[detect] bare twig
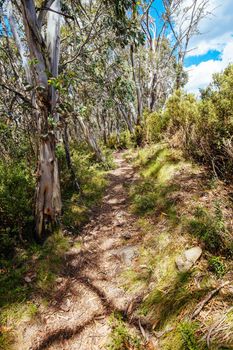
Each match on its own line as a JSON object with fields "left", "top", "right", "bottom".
{"left": 190, "top": 281, "right": 230, "bottom": 320}
{"left": 206, "top": 307, "right": 233, "bottom": 348}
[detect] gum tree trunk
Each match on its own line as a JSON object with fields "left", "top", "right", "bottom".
{"left": 76, "top": 115, "right": 106, "bottom": 163}
{"left": 35, "top": 133, "right": 62, "bottom": 238}
{"left": 20, "top": 0, "right": 62, "bottom": 240}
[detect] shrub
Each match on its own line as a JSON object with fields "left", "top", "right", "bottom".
{"left": 146, "top": 64, "right": 233, "bottom": 180}
{"left": 0, "top": 160, "right": 34, "bottom": 259}
{"left": 187, "top": 205, "right": 227, "bottom": 253}
{"left": 145, "top": 110, "right": 170, "bottom": 143}
{"left": 107, "top": 130, "right": 134, "bottom": 149}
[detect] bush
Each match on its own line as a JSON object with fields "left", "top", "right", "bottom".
{"left": 0, "top": 160, "right": 34, "bottom": 259}
{"left": 145, "top": 110, "right": 169, "bottom": 143}
{"left": 145, "top": 64, "right": 233, "bottom": 180}
{"left": 107, "top": 130, "right": 135, "bottom": 149}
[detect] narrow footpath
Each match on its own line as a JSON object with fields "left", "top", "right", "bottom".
{"left": 24, "top": 152, "right": 148, "bottom": 350}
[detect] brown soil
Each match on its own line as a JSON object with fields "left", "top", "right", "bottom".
{"left": 19, "top": 152, "right": 148, "bottom": 350}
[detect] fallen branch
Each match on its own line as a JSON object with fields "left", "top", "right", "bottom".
{"left": 190, "top": 281, "right": 230, "bottom": 320}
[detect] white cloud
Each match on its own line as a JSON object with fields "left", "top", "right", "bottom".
{"left": 186, "top": 0, "right": 233, "bottom": 56}
{"left": 183, "top": 0, "right": 233, "bottom": 93}
{"left": 185, "top": 39, "right": 233, "bottom": 94}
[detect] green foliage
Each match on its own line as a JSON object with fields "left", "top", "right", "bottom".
{"left": 145, "top": 110, "right": 170, "bottom": 143}
{"left": 148, "top": 65, "right": 233, "bottom": 180}
{"left": 0, "top": 160, "right": 34, "bottom": 258}
{"left": 107, "top": 314, "right": 142, "bottom": 350}
{"left": 107, "top": 130, "right": 135, "bottom": 149}
{"left": 208, "top": 256, "right": 226, "bottom": 278}
{"left": 60, "top": 143, "right": 109, "bottom": 229}
{"left": 107, "top": 0, "right": 145, "bottom": 47}
{"left": 187, "top": 205, "right": 225, "bottom": 253}
{"left": 132, "top": 125, "right": 144, "bottom": 146}
{"left": 178, "top": 322, "right": 200, "bottom": 350}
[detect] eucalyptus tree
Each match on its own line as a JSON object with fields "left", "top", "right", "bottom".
{"left": 0, "top": 0, "right": 142, "bottom": 240}
{"left": 162, "top": 0, "right": 210, "bottom": 90}
{"left": 127, "top": 0, "right": 210, "bottom": 112}
{"left": 57, "top": 0, "right": 138, "bottom": 142}
{"left": 0, "top": 0, "right": 65, "bottom": 240}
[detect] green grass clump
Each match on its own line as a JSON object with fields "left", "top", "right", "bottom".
{"left": 140, "top": 271, "right": 210, "bottom": 330}
{"left": 131, "top": 180, "right": 179, "bottom": 219}
{"left": 0, "top": 302, "right": 38, "bottom": 350}
{"left": 130, "top": 144, "right": 186, "bottom": 224}
{"left": 141, "top": 271, "right": 191, "bottom": 316}
{"left": 161, "top": 321, "right": 208, "bottom": 350}
{"left": 0, "top": 231, "right": 70, "bottom": 349}
{"left": 107, "top": 314, "right": 142, "bottom": 350}
{"left": 178, "top": 321, "right": 200, "bottom": 350}
{"left": 187, "top": 204, "right": 226, "bottom": 253}
{"left": 208, "top": 256, "right": 226, "bottom": 278}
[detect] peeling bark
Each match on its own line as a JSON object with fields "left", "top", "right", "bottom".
{"left": 35, "top": 134, "right": 61, "bottom": 240}
{"left": 19, "top": 0, "right": 62, "bottom": 240}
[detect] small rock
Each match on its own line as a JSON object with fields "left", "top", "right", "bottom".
{"left": 113, "top": 220, "right": 123, "bottom": 227}
{"left": 114, "top": 211, "right": 127, "bottom": 226}
{"left": 184, "top": 247, "right": 202, "bottom": 263}
{"left": 60, "top": 299, "right": 71, "bottom": 312}
{"left": 56, "top": 277, "right": 63, "bottom": 283}
{"left": 60, "top": 304, "right": 70, "bottom": 312}
{"left": 24, "top": 276, "right": 32, "bottom": 283}
{"left": 112, "top": 246, "right": 137, "bottom": 265}
{"left": 176, "top": 257, "right": 193, "bottom": 272}
{"left": 122, "top": 232, "right": 131, "bottom": 240}
{"left": 176, "top": 247, "right": 202, "bottom": 272}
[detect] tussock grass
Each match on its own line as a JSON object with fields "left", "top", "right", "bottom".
{"left": 125, "top": 143, "right": 233, "bottom": 349}
{"left": 107, "top": 313, "right": 142, "bottom": 350}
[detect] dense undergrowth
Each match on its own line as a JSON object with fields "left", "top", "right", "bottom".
{"left": 145, "top": 65, "right": 233, "bottom": 181}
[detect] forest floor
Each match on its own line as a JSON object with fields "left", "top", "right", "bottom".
{"left": 8, "top": 147, "right": 233, "bottom": 350}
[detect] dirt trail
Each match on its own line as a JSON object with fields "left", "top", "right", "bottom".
{"left": 24, "top": 151, "right": 143, "bottom": 350}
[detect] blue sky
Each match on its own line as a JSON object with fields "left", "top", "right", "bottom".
{"left": 181, "top": 0, "right": 233, "bottom": 93}
{"left": 184, "top": 50, "right": 221, "bottom": 67}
